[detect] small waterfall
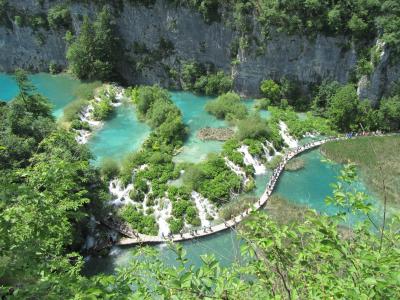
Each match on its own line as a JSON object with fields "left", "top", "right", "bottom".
{"left": 237, "top": 145, "right": 266, "bottom": 175}
{"left": 279, "top": 121, "right": 298, "bottom": 148}
{"left": 262, "top": 140, "right": 281, "bottom": 161}
{"left": 191, "top": 191, "right": 218, "bottom": 227}
{"left": 108, "top": 179, "right": 134, "bottom": 206}
{"left": 74, "top": 85, "right": 125, "bottom": 144}
{"left": 154, "top": 198, "right": 172, "bottom": 236}
{"left": 224, "top": 157, "right": 250, "bottom": 185}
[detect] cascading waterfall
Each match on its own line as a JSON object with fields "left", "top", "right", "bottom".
{"left": 237, "top": 144, "right": 266, "bottom": 175}
{"left": 154, "top": 198, "right": 172, "bottom": 236}
{"left": 279, "top": 121, "right": 298, "bottom": 148}
{"left": 262, "top": 140, "right": 281, "bottom": 161}
{"left": 224, "top": 157, "right": 251, "bottom": 185}
{"left": 108, "top": 179, "right": 134, "bottom": 206}
{"left": 75, "top": 85, "right": 125, "bottom": 144}
{"left": 191, "top": 191, "right": 218, "bottom": 227}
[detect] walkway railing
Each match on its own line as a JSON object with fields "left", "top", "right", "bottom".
{"left": 106, "top": 136, "right": 350, "bottom": 246}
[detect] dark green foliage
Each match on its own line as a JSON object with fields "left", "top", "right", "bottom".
{"left": 99, "top": 158, "right": 120, "bottom": 180}
{"left": 311, "top": 81, "right": 341, "bottom": 117}
{"left": 194, "top": 71, "right": 233, "bottom": 96}
{"left": 377, "top": 96, "right": 400, "bottom": 131}
{"left": 222, "top": 138, "right": 244, "bottom": 166}
{"left": 236, "top": 114, "right": 270, "bottom": 141}
{"left": 310, "top": 81, "right": 400, "bottom": 132}
{"left": 260, "top": 79, "right": 280, "bottom": 103}
{"left": 66, "top": 7, "right": 122, "bottom": 81}
{"left": 0, "top": 70, "right": 54, "bottom": 169}
{"left": 327, "top": 85, "right": 370, "bottom": 131}
{"left": 169, "top": 217, "right": 184, "bottom": 233}
{"left": 47, "top": 4, "right": 72, "bottom": 30}
{"left": 0, "top": 72, "right": 109, "bottom": 287}
{"left": 183, "top": 154, "right": 242, "bottom": 205}
{"left": 180, "top": 61, "right": 232, "bottom": 95}
{"left": 120, "top": 205, "right": 158, "bottom": 235}
{"left": 131, "top": 85, "right": 186, "bottom": 145}
{"left": 92, "top": 97, "right": 113, "bottom": 121}
{"left": 205, "top": 92, "right": 248, "bottom": 120}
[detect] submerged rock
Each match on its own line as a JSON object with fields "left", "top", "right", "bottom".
{"left": 197, "top": 127, "right": 234, "bottom": 141}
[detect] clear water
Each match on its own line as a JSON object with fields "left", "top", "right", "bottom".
{"left": 88, "top": 104, "right": 150, "bottom": 165}
{"left": 171, "top": 92, "right": 227, "bottom": 163}
{"left": 0, "top": 73, "right": 382, "bottom": 276}
{"left": 170, "top": 92, "right": 268, "bottom": 163}
{"left": 0, "top": 73, "right": 81, "bottom": 118}
{"left": 84, "top": 148, "right": 380, "bottom": 275}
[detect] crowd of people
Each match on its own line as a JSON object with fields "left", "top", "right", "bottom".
{"left": 115, "top": 132, "right": 392, "bottom": 244}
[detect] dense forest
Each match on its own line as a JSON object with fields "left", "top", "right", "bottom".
{"left": 1, "top": 0, "right": 400, "bottom": 299}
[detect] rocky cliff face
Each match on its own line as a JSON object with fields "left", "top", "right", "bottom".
{"left": 0, "top": 0, "right": 398, "bottom": 100}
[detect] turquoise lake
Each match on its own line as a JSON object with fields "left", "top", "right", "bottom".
{"left": 83, "top": 147, "right": 381, "bottom": 275}
{"left": 0, "top": 73, "right": 81, "bottom": 118}
{"left": 1, "top": 72, "right": 383, "bottom": 276}
{"left": 88, "top": 104, "right": 151, "bottom": 165}
{"left": 171, "top": 91, "right": 227, "bottom": 163}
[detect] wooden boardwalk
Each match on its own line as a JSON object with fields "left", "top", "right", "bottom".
{"left": 109, "top": 137, "right": 345, "bottom": 246}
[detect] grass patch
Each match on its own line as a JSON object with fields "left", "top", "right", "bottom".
{"left": 264, "top": 195, "right": 310, "bottom": 224}
{"left": 321, "top": 136, "right": 400, "bottom": 207}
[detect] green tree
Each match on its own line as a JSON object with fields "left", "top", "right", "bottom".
{"left": 327, "top": 84, "right": 360, "bottom": 131}
{"left": 205, "top": 92, "right": 248, "bottom": 120}
{"left": 66, "top": 7, "right": 121, "bottom": 80}
{"left": 260, "top": 79, "right": 280, "bottom": 104}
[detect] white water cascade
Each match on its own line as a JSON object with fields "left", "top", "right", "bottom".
{"left": 75, "top": 85, "right": 125, "bottom": 144}
{"left": 108, "top": 179, "right": 134, "bottom": 206}
{"left": 191, "top": 191, "right": 218, "bottom": 227}
{"left": 262, "top": 140, "right": 281, "bottom": 161}
{"left": 237, "top": 144, "right": 266, "bottom": 175}
{"left": 154, "top": 198, "right": 172, "bottom": 237}
{"left": 279, "top": 121, "right": 298, "bottom": 148}
{"left": 224, "top": 157, "right": 251, "bottom": 185}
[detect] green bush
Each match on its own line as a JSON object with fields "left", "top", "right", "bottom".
{"left": 99, "top": 158, "right": 120, "bottom": 180}
{"left": 255, "top": 98, "right": 271, "bottom": 110}
{"left": 169, "top": 217, "right": 184, "bottom": 234}
{"left": 236, "top": 114, "right": 270, "bottom": 141}
{"left": 92, "top": 97, "right": 113, "bottom": 121}
{"left": 205, "top": 92, "right": 247, "bottom": 120}
{"left": 47, "top": 4, "right": 71, "bottom": 30}
{"left": 183, "top": 154, "right": 242, "bottom": 205}
{"left": 260, "top": 79, "right": 280, "bottom": 104}
{"left": 120, "top": 205, "right": 158, "bottom": 235}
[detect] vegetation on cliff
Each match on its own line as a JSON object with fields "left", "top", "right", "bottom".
{"left": 66, "top": 7, "right": 121, "bottom": 81}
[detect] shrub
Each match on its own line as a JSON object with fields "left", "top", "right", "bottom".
{"left": 100, "top": 158, "right": 120, "bottom": 180}
{"left": 62, "top": 98, "right": 89, "bottom": 122}
{"left": 236, "top": 114, "right": 270, "bottom": 140}
{"left": 47, "top": 4, "right": 71, "bottom": 30}
{"left": 255, "top": 98, "right": 271, "bottom": 110}
{"left": 169, "top": 218, "right": 184, "bottom": 234}
{"left": 205, "top": 92, "right": 247, "bottom": 120}
{"left": 260, "top": 79, "right": 280, "bottom": 104}
{"left": 92, "top": 97, "right": 113, "bottom": 121}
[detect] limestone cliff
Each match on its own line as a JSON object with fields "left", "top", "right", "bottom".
{"left": 0, "top": 0, "right": 398, "bottom": 100}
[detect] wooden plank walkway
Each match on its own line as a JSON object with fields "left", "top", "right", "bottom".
{"left": 108, "top": 136, "right": 346, "bottom": 246}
